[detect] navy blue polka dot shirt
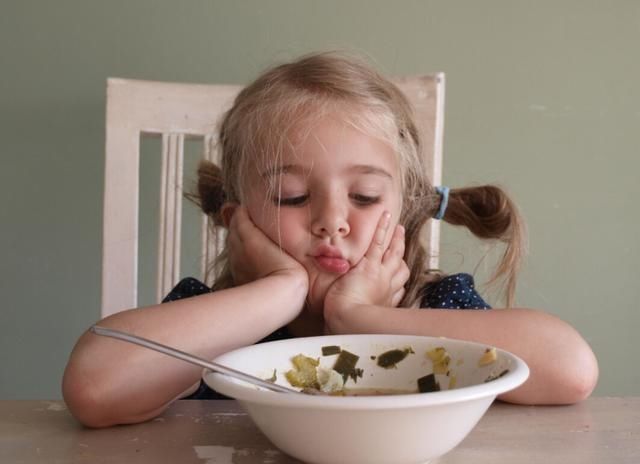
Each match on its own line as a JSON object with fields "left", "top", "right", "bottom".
{"left": 162, "top": 273, "right": 490, "bottom": 399}
{"left": 420, "top": 273, "right": 491, "bottom": 310}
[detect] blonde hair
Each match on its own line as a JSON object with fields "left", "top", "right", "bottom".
{"left": 191, "top": 51, "right": 527, "bottom": 307}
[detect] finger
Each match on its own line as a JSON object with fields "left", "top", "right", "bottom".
{"left": 382, "top": 225, "right": 405, "bottom": 265}
{"left": 391, "top": 287, "right": 405, "bottom": 307}
{"left": 366, "top": 211, "right": 391, "bottom": 261}
{"left": 389, "top": 261, "right": 410, "bottom": 293}
{"left": 232, "top": 206, "right": 258, "bottom": 241}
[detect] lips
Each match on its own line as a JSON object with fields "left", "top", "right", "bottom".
{"left": 312, "top": 245, "right": 350, "bottom": 274}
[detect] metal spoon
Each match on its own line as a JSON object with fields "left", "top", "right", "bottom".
{"left": 89, "top": 325, "right": 301, "bottom": 394}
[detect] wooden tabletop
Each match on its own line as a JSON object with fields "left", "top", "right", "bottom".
{"left": 1, "top": 398, "right": 639, "bottom": 463}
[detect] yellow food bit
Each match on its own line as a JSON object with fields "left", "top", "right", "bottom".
{"left": 426, "top": 347, "right": 450, "bottom": 375}
{"left": 426, "top": 347, "right": 447, "bottom": 362}
{"left": 478, "top": 347, "right": 497, "bottom": 366}
{"left": 291, "top": 353, "right": 319, "bottom": 370}
{"left": 285, "top": 354, "right": 320, "bottom": 389}
{"left": 448, "top": 375, "right": 457, "bottom": 390}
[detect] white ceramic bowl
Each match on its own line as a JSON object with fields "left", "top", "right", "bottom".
{"left": 204, "top": 334, "right": 529, "bottom": 464}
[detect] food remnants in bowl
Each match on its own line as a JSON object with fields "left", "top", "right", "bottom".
{"left": 282, "top": 343, "right": 510, "bottom": 395}
{"left": 333, "top": 350, "right": 364, "bottom": 383}
{"left": 376, "top": 347, "right": 415, "bottom": 369}
{"left": 284, "top": 349, "right": 364, "bottom": 393}
{"left": 427, "top": 347, "right": 451, "bottom": 375}
{"left": 282, "top": 344, "right": 507, "bottom": 396}
{"left": 478, "top": 347, "right": 497, "bottom": 366}
{"left": 417, "top": 373, "right": 441, "bottom": 392}
{"left": 284, "top": 354, "right": 321, "bottom": 389}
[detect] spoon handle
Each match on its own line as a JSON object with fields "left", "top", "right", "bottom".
{"left": 90, "top": 325, "right": 298, "bottom": 394}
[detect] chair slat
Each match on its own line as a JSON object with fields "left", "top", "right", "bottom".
{"left": 201, "top": 134, "right": 215, "bottom": 283}
{"left": 157, "top": 133, "right": 184, "bottom": 302}
{"left": 172, "top": 133, "right": 184, "bottom": 287}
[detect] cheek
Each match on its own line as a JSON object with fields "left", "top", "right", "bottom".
{"left": 350, "top": 211, "right": 385, "bottom": 255}
{"left": 352, "top": 204, "right": 401, "bottom": 256}
{"left": 247, "top": 204, "right": 305, "bottom": 254}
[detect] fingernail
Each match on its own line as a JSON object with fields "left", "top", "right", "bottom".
{"left": 399, "top": 225, "right": 405, "bottom": 235}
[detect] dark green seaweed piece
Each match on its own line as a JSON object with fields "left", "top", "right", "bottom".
{"left": 376, "top": 347, "right": 414, "bottom": 369}
{"left": 484, "top": 369, "right": 510, "bottom": 383}
{"left": 333, "top": 350, "right": 360, "bottom": 383}
{"left": 349, "top": 368, "right": 364, "bottom": 383}
{"left": 322, "top": 345, "right": 342, "bottom": 356}
{"left": 417, "top": 373, "right": 441, "bottom": 393}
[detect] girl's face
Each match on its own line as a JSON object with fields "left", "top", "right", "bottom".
{"left": 244, "top": 115, "right": 404, "bottom": 315}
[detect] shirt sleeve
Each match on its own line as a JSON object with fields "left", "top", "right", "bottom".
{"left": 162, "top": 277, "right": 212, "bottom": 303}
{"left": 420, "top": 273, "right": 491, "bottom": 309}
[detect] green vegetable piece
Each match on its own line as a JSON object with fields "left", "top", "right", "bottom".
{"left": 417, "top": 373, "right": 441, "bottom": 393}
{"left": 322, "top": 345, "right": 341, "bottom": 356}
{"left": 349, "top": 368, "right": 364, "bottom": 383}
{"left": 333, "top": 350, "right": 360, "bottom": 383}
{"left": 376, "top": 347, "right": 414, "bottom": 369}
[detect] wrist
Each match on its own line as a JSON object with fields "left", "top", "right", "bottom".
{"left": 323, "top": 297, "right": 364, "bottom": 335}
{"left": 266, "top": 269, "right": 309, "bottom": 304}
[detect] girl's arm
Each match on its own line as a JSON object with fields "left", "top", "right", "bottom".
{"left": 323, "top": 303, "right": 598, "bottom": 405}
{"left": 63, "top": 207, "right": 308, "bottom": 428}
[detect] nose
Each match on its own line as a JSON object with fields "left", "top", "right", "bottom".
{"left": 310, "top": 196, "right": 350, "bottom": 238}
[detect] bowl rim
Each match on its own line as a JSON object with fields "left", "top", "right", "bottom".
{"left": 203, "top": 334, "right": 529, "bottom": 410}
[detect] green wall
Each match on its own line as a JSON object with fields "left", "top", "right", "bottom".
{"left": 2, "top": 1, "right": 638, "bottom": 399}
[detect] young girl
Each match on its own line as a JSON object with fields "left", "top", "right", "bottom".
{"left": 63, "top": 51, "right": 598, "bottom": 428}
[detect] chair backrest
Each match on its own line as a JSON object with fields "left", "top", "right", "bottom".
{"left": 102, "top": 74, "right": 445, "bottom": 317}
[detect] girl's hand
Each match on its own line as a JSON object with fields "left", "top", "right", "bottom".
{"left": 226, "top": 205, "right": 309, "bottom": 287}
{"left": 323, "top": 212, "right": 410, "bottom": 331}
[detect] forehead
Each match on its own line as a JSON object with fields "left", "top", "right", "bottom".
{"left": 308, "top": 118, "right": 396, "bottom": 171}
{"left": 265, "top": 113, "right": 401, "bottom": 177}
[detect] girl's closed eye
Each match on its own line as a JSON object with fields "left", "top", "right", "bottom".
{"left": 350, "top": 193, "right": 381, "bottom": 206}
{"left": 275, "top": 194, "right": 308, "bottom": 206}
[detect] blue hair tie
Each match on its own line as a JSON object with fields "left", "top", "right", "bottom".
{"left": 434, "top": 186, "right": 450, "bottom": 220}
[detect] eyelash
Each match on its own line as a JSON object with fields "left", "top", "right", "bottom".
{"left": 277, "top": 195, "right": 308, "bottom": 206}
{"left": 275, "top": 194, "right": 381, "bottom": 207}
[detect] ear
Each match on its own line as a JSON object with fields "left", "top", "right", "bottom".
{"left": 220, "top": 202, "right": 239, "bottom": 227}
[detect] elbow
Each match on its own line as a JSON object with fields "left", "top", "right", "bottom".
{"left": 561, "top": 344, "right": 599, "bottom": 404}
{"left": 542, "top": 336, "right": 599, "bottom": 405}
{"left": 62, "top": 357, "right": 175, "bottom": 428}
{"left": 62, "top": 364, "right": 115, "bottom": 428}
{"left": 500, "top": 330, "right": 599, "bottom": 406}
{"left": 539, "top": 313, "right": 599, "bottom": 405}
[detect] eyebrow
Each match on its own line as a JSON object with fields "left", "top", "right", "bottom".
{"left": 261, "top": 164, "right": 393, "bottom": 179}
{"left": 349, "top": 164, "right": 394, "bottom": 179}
{"left": 261, "top": 164, "right": 304, "bottom": 178}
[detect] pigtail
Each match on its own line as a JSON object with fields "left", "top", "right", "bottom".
{"left": 438, "top": 185, "right": 528, "bottom": 307}
{"left": 184, "top": 159, "right": 235, "bottom": 291}
{"left": 185, "top": 160, "right": 227, "bottom": 226}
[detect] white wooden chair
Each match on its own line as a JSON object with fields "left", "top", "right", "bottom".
{"left": 101, "top": 74, "right": 445, "bottom": 317}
